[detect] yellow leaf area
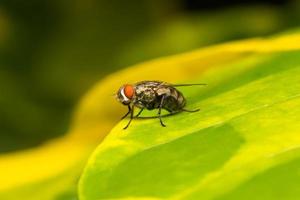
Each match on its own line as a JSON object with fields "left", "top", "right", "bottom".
{"left": 1, "top": 32, "right": 300, "bottom": 199}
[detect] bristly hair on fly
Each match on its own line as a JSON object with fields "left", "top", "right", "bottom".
{"left": 115, "top": 80, "right": 207, "bottom": 129}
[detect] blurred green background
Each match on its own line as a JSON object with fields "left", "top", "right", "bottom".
{"left": 0, "top": 0, "right": 300, "bottom": 152}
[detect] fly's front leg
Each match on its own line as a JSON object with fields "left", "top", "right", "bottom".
{"left": 123, "top": 105, "right": 134, "bottom": 129}
{"left": 135, "top": 108, "right": 144, "bottom": 118}
{"left": 158, "top": 95, "right": 166, "bottom": 127}
{"left": 121, "top": 105, "right": 131, "bottom": 119}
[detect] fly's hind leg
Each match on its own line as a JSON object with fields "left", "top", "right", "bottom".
{"left": 158, "top": 95, "right": 166, "bottom": 127}
{"left": 181, "top": 108, "right": 200, "bottom": 113}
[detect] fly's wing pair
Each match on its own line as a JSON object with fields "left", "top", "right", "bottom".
{"left": 169, "top": 83, "right": 207, "bottom": 87}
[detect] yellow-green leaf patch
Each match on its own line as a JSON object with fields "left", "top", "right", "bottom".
{"left": 79, "top": 49, "right": 300, "bottom": 199}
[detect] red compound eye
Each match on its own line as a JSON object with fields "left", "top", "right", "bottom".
{"left": 124, "top": 84, "right": 134, "bottom": 99}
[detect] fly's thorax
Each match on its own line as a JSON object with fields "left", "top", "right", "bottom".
{"left": 135, "top": 87, "right": 155, "bottom": 99}
{"left": 133, "top": 84, "right": 158, "bottom": 109}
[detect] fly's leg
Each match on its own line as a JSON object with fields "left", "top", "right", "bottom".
{"left": 121, "top": 105, "right": 131, "bottom": 119}
{"left": 135, "top": 108, "right": 144, "bottom": 118}
{"left": 123, "top": 105, "right": 134, "bottom": 129}
{"left": 158, "top": 95, "right": 166, "bottom": 127}
{"left": 181, "top": 108, "right": 200, "bottom": 112}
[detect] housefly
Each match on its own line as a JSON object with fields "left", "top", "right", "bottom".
{"left": 116, "top": 80, "right": 206, "bottom": 129}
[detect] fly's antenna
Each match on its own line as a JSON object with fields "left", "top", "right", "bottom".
{"left": 171, "top": 83, "right": 207, "bottom": 87}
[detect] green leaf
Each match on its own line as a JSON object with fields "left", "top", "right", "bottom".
{"left": 79, "top": 34, "right": 300, "bottom": 199}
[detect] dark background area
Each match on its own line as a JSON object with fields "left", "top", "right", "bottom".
{"left": 184, "top": 0, "right": 288, "bottom": 10}
{"left": 0, "top": 0, "right": 299, "bottom": 152}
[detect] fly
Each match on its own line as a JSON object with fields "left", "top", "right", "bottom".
{"left": 116, "top": 80, "right": 206, "bottom": 129}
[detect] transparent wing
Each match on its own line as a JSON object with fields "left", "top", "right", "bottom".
{"left": 170, "top": 83, "right": 207, "bottom": 87}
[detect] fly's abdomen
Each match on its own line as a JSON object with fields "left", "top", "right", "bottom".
{"left": 160, "top": 87, "right": 186, "bottom": 112}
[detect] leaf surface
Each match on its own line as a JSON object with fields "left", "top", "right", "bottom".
{"left": 1, "top": 31, "right": 300, "bottom": 200}
{"left": 79, "top": 34, "right": 300, "bottom": 200}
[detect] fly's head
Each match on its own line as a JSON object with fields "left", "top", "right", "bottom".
{"left": 116, "top": 84, "right": 135, "bottom": 105}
